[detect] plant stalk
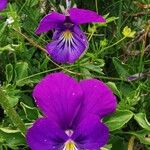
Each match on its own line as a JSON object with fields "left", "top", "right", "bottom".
{"left": 0, "top": 88, "right": 26, "bottom": 135}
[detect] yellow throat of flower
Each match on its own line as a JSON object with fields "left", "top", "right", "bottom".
{"left": 63, "top": 30, "right": 73, "bottom": 40}
{"left": 64, "top": 140, "right": 77, "bottom": 150}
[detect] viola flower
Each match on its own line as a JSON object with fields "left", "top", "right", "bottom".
{"left": 36, "top": 8, "right": 105, "bottom": 63}
{"left": 27, "top": 72, "right": 116, "bottom": 150}
{"left": 0, "top": 0, "right": 7, "bottom": 12}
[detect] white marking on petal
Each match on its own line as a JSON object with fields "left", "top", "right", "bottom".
{"left": 63, "top": 140, "right": 78, "bottom": 150}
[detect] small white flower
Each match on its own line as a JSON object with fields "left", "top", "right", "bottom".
{"left": 6, "top": 16, "right": 14, "bottom": 25}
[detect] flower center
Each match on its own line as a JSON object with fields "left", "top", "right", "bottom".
{"left": 63, "top": 30, "right": 73, "bottom": 40}
{"left": 63, "top": 140, "right": 78, "bottom": 150}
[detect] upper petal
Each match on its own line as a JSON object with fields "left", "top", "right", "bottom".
{"left": 78, "top": 79, "right": 117, "bottom": 119}
{"left": 26, "top": 118, "right": 68, "bottom": 150}
{"left": 68, "top": 8, "right": 106, "bottom": 25}
{"left": 72, "top": 115, "right": 109, "bottom": 149}
{"left": 35, "top": 12, "right": 65, "bottom": 34}
{"left": 46, "top": 25, "right": 88, "bottom": 64}
{"left": 0, "top": 0, "right": 7, "bottom": 11}
{"left": 32, "top": 72, "right": 83, "bottom": 129}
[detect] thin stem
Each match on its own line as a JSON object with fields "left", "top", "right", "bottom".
{"left": 88, "top": 30, "right": 95, "bottom": 41}
{"left": 138, "top": 43, "right": 145, "bottom": 72}
{"left": 13, "top": 28, "right": 47, "bottom": 53}
{"left": 66, "top": 0, "right": 71, "bottom": 9}
{"left": 98, "top": 36, "right": 126, "bottom": 55}
{"left": 128, "top": 136, "right": 135, "bottom": 150}
{"left": 13, "top": 28, "right": 80, "bottom": 76}
{"left": 13, "top": 29, "right": 127, "bottom": 82}
{"left": 16, "top": 64, "right": 79, "bottom": 84}
{"left": 0, "top": 88, "right": 26, "bottom": 135}
{"left": 0, "top": 22, "right": 7, "bottom": 40}
{"left": 95, "top": 0, "right": 98, "bottom": 13}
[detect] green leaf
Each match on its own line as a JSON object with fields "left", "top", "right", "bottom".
{"left": 2, "top": 85, "right": 20, "bottom": 107}
{"left": 5, "top": 64, "right": 13, "bottom": 83}
{"left": 0, "top": 128, "right": 26, "bottom": 149}
{"left": 15, "top": 62, "right": 29, "bottom": 86}
{"left": 113, "top": 57, "right": 129, "bottom": 79}
{"left": 134, "top": 113, "right": 150, "bottom": 131}
{"left": 20, "top": 102, "right": 40, "bottom": 121}
{"left": 110, "top": 136, "right": 128, "bottom": 150}
{"left": 104, "top": 110, "right": 133, "bottom": 131}
{"left": 107, "top": 82, "right": 122, "bottom": 99}
{"left": 0, "top": 45, "right": 14, "bottom": 52}
{"left": 130, "top": 130, "right": 150, "bottom": 145}
{"left": 84, "top": 64, "right": 104, "bottom": 74}
{"left": 0, "top": 128, "right": 19, "bottom": 133}
{"left": 26, "top": 0, "right": 39, "bottom": 7}
{"left": 106, "top": 16, "right": 119, "bottom": 24}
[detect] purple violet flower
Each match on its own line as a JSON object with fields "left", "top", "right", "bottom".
{"left": 36, "top": 8, "right": 105, "bottom": 63}
{"left": 0, "top": 0, "right": 7, "bottom": 12}
{"left": 27, "top": 72, "right": 117, "bottom": 150}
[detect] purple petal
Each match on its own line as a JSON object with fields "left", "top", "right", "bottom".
{"left": 68, "top": 8, "right": 106, "bottom": 25}
{"left": 46, "top": 25, "right": 88, "bottom": 63}
{"left": 78, "top": 79, "right": 117, "bottom": 120}
{"left": 0, "top": 0, "right": 7, "bottom": 11}
{"left": 72, "top": 115, "right": 109, "bottom": 149}
{"left": 32, "top": 72, "right": 83, "bottom": 129}
{"left": 26, "top": 118, "right": 68, "bottom": 150}
{"left": 35, "top": 12, "right": 65, "bottom": 34}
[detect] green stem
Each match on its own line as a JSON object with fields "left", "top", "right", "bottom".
{"left": 13, "top": 28, "right": 80, "bottom": 76}
{"left": 138, "top": 43, "right": 145, "bottom": 72}
{"left": 0, "top": 88, "right": 26, "bottom": 135}
{"left": 88, "top": 30, "right": 95, "bottom": 41}
{"left": 0, "top": 23, "right": 7, "bottom": 40}
{"left": 16, "top": 64, "right": 79, "bottom": 84}
{"left": 66, "top": 0, "right": 71, "bottom": 9}
{"left": 99, "top": 36, "right": 126, "bottom": 54}
{"left": 95, "top": 0, "right": 98, "bottom": 13}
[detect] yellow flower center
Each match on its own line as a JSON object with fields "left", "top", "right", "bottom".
{"left": 63, "top": 30, "right": 73, "bottom": 40}
{"left": 64, "top": 140, "right": 77, "bottom": 150}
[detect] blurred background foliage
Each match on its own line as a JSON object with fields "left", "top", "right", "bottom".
{"left": 0, "top": 0, "right": 150, "bottom": 149}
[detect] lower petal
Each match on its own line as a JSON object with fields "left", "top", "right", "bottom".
{"left": 46, "top": 26, "right": 88, "bottom": 64}
{"left": 26, "top": 118, "right": 68, "bottom": 150}
{"left": 72, "top": 115, "right": 109, "bottom": 149}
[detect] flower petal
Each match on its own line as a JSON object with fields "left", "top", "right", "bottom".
{"left": 26, "top": 118, "right": 68, "bottom": 150}
{"left": 46, "top": 25, "right": 88, "bottom": 63}
{"left": 68, "top": 8, "right": 105, "bottom": 25}
{"left": 72, "top": 115, "right": 109, "bottom": 149}
{"left": 35, "top": 12, "right": 65, "bottom": 34}
{"left": 32, "top": 72, "right": 83, "bottom": 129}
{"left": 78, "top": 79, "right": 117, "bottom": 120}
{"left": 0, "top": 0, "right": 7, "bottom": 11}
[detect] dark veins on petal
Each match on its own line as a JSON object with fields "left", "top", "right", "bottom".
{"left": 46, "top": 25, "right": 88, "bottom": 63}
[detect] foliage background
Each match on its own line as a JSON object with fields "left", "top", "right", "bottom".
{"left": 0, "top": 0, "right": 150, "bottom": 149}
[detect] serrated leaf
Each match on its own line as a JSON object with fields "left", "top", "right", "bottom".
{"left": 134, "top": 113, "right": 150, "bottom": 131}
{"left": 104, "top": 110, "right": 133, "bottom": 131}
